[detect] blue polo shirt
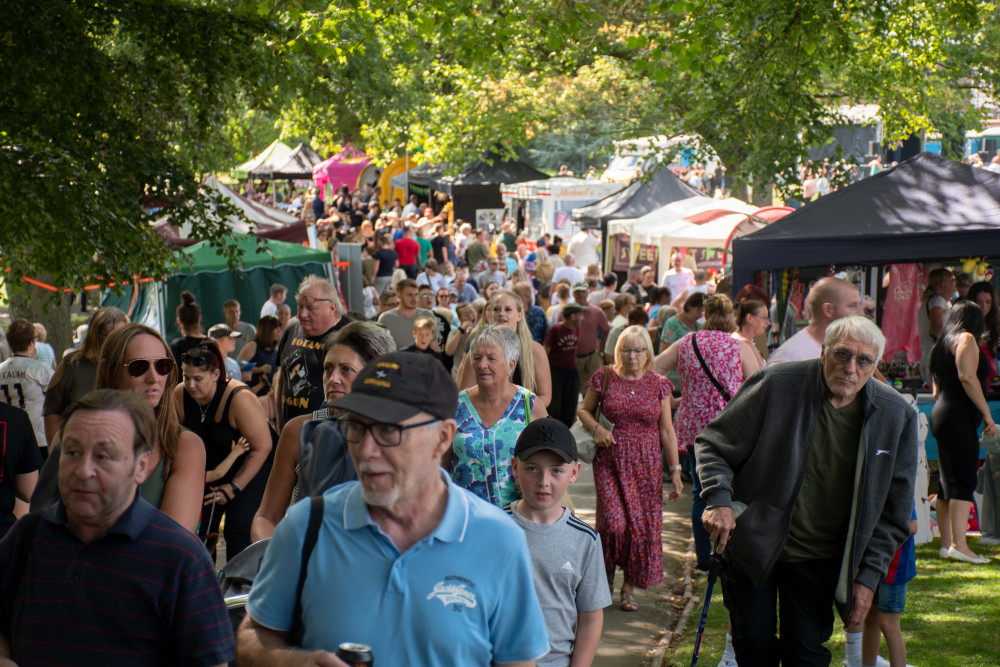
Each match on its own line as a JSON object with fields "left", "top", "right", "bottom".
{"left": 248, "top": 470, "right": 549, "bottom": 665}
{"left": 0, "top": 494, "right": 234, "bottom": 666}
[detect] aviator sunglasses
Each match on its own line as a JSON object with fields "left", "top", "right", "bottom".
{"left": 123, "top": 357, "right": 175, "bottom": 378}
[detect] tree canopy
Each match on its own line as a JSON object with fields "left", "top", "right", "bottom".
{"left": 2, "top": 0, "right": 999, "bottom": 300}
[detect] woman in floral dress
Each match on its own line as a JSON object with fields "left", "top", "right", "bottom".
{"left": 655, "top": 294, "right": 758, "bottom": 571}
{"left": 577, "top": 325, "right": 683, "bottom": 612}
{"left": 446, "top": 324, "right": 547, "bottom": 507}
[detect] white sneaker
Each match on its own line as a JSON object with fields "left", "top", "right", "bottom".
{"left": 938, "top": 547, "right": 950, "bottom": 559}
{"left": 716, "top": 657, "right": 738, "bottom": 667}
{"left": 873, "top": 657, "right": 916, "bottom": 667}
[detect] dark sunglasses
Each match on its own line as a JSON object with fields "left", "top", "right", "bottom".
{"left": 123, "top": 357, "right": 175, "bottom": 378}
{"left": 180, "top": 350, "right": 213, "bottom": 367}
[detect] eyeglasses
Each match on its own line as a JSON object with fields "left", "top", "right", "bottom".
{"left": 620, "top": 348, "right": 647, "bottom": 357}
{"left": 831, "top": 348, "right": 876, "bottom": 370}
{"left": 295, "top": 293, "right": 334, "bottom": 311}
{"left": 123, "top": 357, "right": 175, "bottom": 378}
{"left": 339, "top": 416, "right": 440, "bottom": 447}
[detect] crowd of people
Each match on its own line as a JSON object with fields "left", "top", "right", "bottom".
{"left": 0, "top": 202, "right": 991, "bottom": 666}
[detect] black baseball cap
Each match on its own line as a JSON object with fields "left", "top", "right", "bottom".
{"left": 329, "top": 351, "right": 458, "bottom": 422}
{"left": 514, "top": 417, "right": 578, "bottom": 463}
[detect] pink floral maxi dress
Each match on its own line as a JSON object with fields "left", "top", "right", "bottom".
{"left": 588, "top": 367, "right": 673, "bottom": 589}
{"left": 674, "top": 330, "right": 745, "bottom": 454}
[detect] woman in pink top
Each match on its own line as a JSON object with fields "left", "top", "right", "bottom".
{"left": 655, "top": 294, "right": 758, "bottom": 570}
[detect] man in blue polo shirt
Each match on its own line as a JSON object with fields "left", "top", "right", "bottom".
{"left": 238, "top": 351, "right": 549, "bottom": 666}
{"left": 0, "top": 389, "right": 234, "bottom": 666}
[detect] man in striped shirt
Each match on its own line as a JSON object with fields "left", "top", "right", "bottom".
{"left": 0, "top": 389, "right": 234, "bottom": 666}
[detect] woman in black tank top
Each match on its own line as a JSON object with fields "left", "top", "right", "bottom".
{"left": 930, "top": 302, "right": 996, "bottom": 564}
{"left": 177, "top": 340, "right": 274, "bottom": 562}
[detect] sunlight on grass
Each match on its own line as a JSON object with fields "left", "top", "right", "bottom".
{"left": 663, "top": 540, "right": 1000, "bottom": 667}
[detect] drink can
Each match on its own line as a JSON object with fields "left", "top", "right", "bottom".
{"left": 336, "top": 642, "right": 373, "bottom": 666}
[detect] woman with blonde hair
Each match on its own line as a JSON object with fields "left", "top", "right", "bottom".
{"left": 578, "top": 325, "right": 682, "bottom": 612}
{"left": 535, "top": 246, "right": 555, "bottom": 285}
{"left": 42, "top": 306, "right": 128, "bottom": 444}
{"left": 457, "top": 291, "right": 552, "bottom": 407}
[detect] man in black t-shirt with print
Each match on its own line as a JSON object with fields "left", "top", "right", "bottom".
{"left": 274, "top": 276, "right": 353, "bottom": 428}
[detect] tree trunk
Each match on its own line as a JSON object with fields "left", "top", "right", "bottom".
{"left": 7, "top": 279, "right": 75, "bottom": 361}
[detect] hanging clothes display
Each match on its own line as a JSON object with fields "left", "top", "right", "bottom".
{"left": 881, "top": 263, "right": 923, "bottom": 362}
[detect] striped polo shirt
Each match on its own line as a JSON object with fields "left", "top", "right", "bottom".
{"left": 0, "top": 494, "right": 234, "bottom": 666}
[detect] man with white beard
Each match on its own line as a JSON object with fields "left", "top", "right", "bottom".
{"left": 238, "top": 352, "right": 549, "bottom": 667}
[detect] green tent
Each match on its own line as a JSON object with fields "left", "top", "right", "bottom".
{"left": 103, "top": 235, "right": 333, "bottom": 341}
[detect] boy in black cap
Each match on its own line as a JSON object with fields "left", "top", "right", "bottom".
{"left": 507, "top": 417, "right": 611, "bottom": 667}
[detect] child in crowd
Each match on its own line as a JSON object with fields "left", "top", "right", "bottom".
{"left": 507, "top": 418, "right": 610, "bottom": 667}
{"left": 205, "top": 437, "right": 251, "bottom": 484}
{"left": 845, "top": 506, "right": 917, "bottom": 667}
{"left": 402, "top": 317, "right": 442, "bottom": 364}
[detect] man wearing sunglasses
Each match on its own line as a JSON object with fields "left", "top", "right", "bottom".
{"left": 238, "top": 352, "right": 549, "bottom": 666}
{"left": 695, "top": 316, "right": 917, "bottom": 666}
{"left": 274, "top": 276, "right": 353, "bottom": 428}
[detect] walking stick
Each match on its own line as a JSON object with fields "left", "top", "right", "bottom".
{"left": 690, "top": 548, "right": 724, "bottom": 667}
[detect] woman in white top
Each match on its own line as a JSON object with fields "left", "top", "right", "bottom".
{"left": 918, "top": 268, "right": 956, "bottom": 384}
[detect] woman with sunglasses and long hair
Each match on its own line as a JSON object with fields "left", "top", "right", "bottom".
{"left": 41, "top": 306, "right": 128, "bottom": 445}
{"left": 29, "top": 324, "right": 206, "bottom": 533}
{"left": 175, "top": 340, "right": 273, "bottom": 561}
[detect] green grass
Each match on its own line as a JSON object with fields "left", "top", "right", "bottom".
{"left": 664, "top": 539, "right": 1000, "bottom": 666}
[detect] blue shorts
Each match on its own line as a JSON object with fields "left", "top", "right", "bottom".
{"left": 876, "top": 580, "right": 908, "bottom": 614}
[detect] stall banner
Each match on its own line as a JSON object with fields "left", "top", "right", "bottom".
{"left": 632, "top": 243, "right": 659, "bottom": 269}
{"left": 881, "top": 263, "right": 922, "bottom": 362}
{"left": 611, "top": 234, "right": 631, "bottom": 272}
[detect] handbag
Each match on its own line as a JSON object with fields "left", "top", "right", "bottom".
{"left": 571, "top": 367, "right": 615, "bottom": 464}
{"left": 691, "top": 332, "right": 731, "bottom": 402}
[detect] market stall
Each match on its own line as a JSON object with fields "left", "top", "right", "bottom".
{"left": 572, "top": 167, "right": 709, "bottom": 273}
{"left": 102, "top": 235, "right": 333, "bottom": 338}
{"left": 731, "top": 152, "right": 1000, "bottom": 497}
{"left": 312, "top": 144, "right": 374, "bottom": 199}
{"left": 501, "top": 177, "right": 623, "bottom": 239}
{"left": 429, "top": 155, "right": 547, "bottom": 225}
{"left": 153, "top": 174, "right": 306, "bottom": 246}
{"left": 610, "top": 195, "right": 765, "bottom": 273}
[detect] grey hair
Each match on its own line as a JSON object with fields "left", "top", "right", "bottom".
{"left": 824, "top": 315, "right": 885, "bottom": 360}
{"left": 469, "top": 324, "right": 521, "bottom": 367}
{"left": 298, "top": 274, "right": 345, "bottom": 316}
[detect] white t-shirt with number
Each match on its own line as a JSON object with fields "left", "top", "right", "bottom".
{"left": 0, "top": 355, "right": 54, "bottom": 446}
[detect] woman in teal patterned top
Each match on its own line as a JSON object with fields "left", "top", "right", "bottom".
{"left": 445, "top": 324, "right": 548, "bottom": 506}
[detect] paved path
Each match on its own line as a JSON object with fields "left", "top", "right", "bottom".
{"left": 570, "top": 462, "right": 697, "bottom": 666}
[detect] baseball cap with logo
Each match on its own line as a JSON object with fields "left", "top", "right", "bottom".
{"left": 514, "top": 417, "right": 578, "bottom": 463}
{"left": 572, "top": 281, "right": 589, "bottom": 293}
{"left": 329, "top": 351, "right": 458, "bottom": 422}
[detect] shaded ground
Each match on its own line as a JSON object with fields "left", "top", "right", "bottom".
{"left": 570, "top": 463, "right": 698, "bottom": 666}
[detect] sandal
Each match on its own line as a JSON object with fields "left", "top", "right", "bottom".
{"left": 619, "top": 589, "right": 638, "bottom": 612}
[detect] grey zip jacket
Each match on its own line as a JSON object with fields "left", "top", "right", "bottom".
{"left": 695, "top": 359, "right": 917, "bottom": 622}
